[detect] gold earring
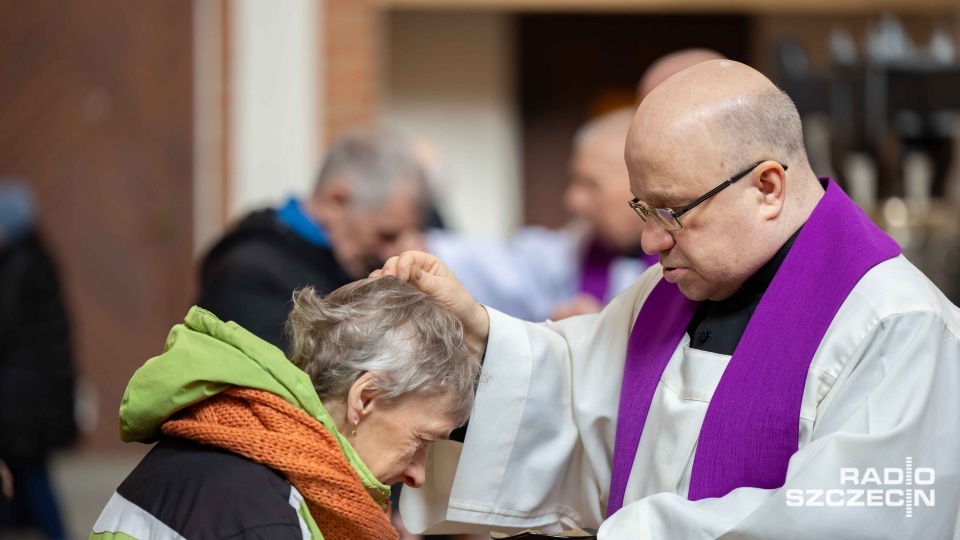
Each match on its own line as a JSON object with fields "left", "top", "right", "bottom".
{"left": 351, "top": 419, "right": 358, "bottom": 438}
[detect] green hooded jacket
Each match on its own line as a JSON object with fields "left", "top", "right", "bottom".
{"left": 91, "top": 306, "right": 390, "bottom": 540}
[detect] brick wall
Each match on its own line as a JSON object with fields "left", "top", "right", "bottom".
{"left": 324, "top": 0, "right": 383, "bottom": 143}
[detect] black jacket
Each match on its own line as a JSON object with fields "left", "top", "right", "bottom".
{"left": 197, "top": 209, "right": 352, "bottom": 354}
{"left": 0, "top": 232, "right": 77, "bottom": 461}
{"left": 101, "top": 437, "right": 309, "bottom": 539}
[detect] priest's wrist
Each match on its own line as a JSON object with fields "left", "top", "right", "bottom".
{"left": 465, "top": 303, "right": 490, "bottom": 360}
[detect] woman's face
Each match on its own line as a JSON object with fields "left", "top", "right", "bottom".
{"left": 350, "top": 393, "right": 460, "bottom": 488}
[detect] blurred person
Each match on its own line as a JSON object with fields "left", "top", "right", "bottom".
{"left": 197, "top": 129, "right": 429, "bottom": 352}
{"left": 0, "top": 180, "right": 76, "bottom": 540}
{"left": 425, "top": 109, "right": 648, "bottom": 322}
{"left": 635, "top": 48, "right": 725, "bottom": 102}
{"left": 425, "top": 49, "right": 724, "bottom": 322}
{"left": 90, "top": 277, "right": 481, "bottom": 540}
{"left": 381, "top": 59, "right": 960, "bottom": 538}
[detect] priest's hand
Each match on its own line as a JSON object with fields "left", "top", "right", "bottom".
{"left": 372, "top": 250, "right": 489, "bottom": 358}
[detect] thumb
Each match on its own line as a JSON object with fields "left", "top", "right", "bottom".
{"left": 410, "top": 265, "right": 436, "bottom": 294}
{"left": 410, "top": 265, "right": 457, "bottom": 309}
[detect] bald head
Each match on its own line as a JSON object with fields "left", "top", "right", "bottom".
{"left": 637, "top": 49, "right": 726, "bottom": 102}
{"left": 629, "top": 60, "right": 810, "bottom": 187}
{"left": 626, "top": 60, "right": 821, "bottom": 301}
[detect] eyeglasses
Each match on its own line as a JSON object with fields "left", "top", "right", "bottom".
{"left": 628, "top": 161, "right": 787, "bottom": 231}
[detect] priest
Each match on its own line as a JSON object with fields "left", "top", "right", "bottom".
{"left": 374, "top": 60, "right": 960, "bottom": 538}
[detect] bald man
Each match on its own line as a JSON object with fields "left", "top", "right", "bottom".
{"left": 380, "top": 60, "right": 960, "bottom": 538}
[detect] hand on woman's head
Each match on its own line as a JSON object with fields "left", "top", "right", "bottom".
{"left": 374, "top": 251, "right": 490, "bottom": 357}
{"left": 286, "top": 277, "right": 481, "bottom": 487}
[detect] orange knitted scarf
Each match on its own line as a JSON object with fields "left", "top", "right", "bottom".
{"left": 162, "top": 387, "right": 399, "bottom": 540}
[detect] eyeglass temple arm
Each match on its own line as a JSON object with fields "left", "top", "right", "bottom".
{"left": 672, "top": 161, "right": 787, "bottom": 220}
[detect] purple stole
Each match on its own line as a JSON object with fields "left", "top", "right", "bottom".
{"left": 579, "top": 240, "right": 660, "bottom": 303}
{"left": 606, "top": 179, "right": 901, "bottom": 516}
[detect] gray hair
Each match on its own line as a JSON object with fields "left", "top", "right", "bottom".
{"left": 715, "top": 88, "right": 808, "bottom": 170}
{"left": 285, "top": 276, "right": 480, "bottom": 425}
{"left": 573, "top": 108, "right": 635, "bottom": 151}
{"left": 314, "top": 128, "right": 429, "bottom": 210}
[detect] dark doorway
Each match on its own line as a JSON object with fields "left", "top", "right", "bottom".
{"left": 519, "top": 13, "right": 752, "bottom": 227}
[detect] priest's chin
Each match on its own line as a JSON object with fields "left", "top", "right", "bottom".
{"left": 664, "top": 271, "right": 747, "bottom": 302}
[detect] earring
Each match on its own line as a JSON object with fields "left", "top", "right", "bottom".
{"left": 351, "top": 419, "right": 358, "bottom": 438}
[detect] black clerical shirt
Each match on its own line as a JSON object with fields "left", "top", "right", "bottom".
{"left": 684, "top": 229, "right": 801, "bottom": 356}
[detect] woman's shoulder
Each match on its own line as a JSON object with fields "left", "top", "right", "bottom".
{"left": 96, "top": 437, "right": 310, "bottom": 539}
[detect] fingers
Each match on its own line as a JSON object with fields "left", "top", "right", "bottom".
{"left": 376, "top": 255, "right": 400, "bottom": 278}
{"left": 374, "top": 251, "right": 444, "bottom": 282}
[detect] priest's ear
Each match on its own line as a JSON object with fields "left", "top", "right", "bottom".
{"left": 754, "top": 161, "right": 787, "bottom": 221}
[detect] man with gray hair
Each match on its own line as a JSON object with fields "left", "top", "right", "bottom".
{"left": 198, "top": 128, "right": 427, "bottom": 353}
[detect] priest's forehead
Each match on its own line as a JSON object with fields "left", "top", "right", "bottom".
{"left": 627, "top": 59, "right": 786, "bottom": 206}
{"left": 627, "top": 136, "right": 724, "bottom": 207}
{"left": 629, "top": 179, "right": 692, "bottom": 208}
{"left": 626, "top": 111, "right": 726, "bottom": 206}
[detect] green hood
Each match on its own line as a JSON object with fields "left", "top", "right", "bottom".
{"left": 119, "top": 306, "right": 389, "bottom": 505}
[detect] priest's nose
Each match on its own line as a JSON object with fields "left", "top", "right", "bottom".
{"left": 641, "top": 221, "right": 676, "bottom": 255}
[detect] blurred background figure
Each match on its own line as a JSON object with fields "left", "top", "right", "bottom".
{"left": 424, "top": 49, "right": 725, "bottom": 322}
{"left": 197, "top": 129, "right": 428, "bottom": 353}
{"left": 425, "top": 109, "right": 647, "bottom": 321}
{"left": 0, "top": 180, "right": 76, "bottom": 540}
{"left": 636, "top": 48, "right": 726, "bottom": 100}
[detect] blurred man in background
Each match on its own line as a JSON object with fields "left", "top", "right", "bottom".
{"left": 0, "top": 179, "right": 76, "bottom": 540}
{"left": 427, "top": 109, "right": 649, "bottom": 321}
{"left": 635, "top": 48, "right": 725, "bottom": 101}
{"left": 425, "top": 49, "right": 724, "bottom": 322}
{"left": 197, "top": 129, "right": 429, "bottom": 353}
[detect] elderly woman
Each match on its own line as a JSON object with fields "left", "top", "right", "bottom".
{"left": 90, "top": 276, "right": 480, "bottom": 540}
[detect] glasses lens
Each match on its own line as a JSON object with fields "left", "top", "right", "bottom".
{"left": 653, "top": 208, "right": 681, "bottom": 231}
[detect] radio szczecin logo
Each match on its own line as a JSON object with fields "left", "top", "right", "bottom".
{"left": 785, "top": 457, "right": 934, "bottom": 517}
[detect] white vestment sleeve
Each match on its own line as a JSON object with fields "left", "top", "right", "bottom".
{"left": 600, "top": 309, "right": 960, "bottom": 539}
{"left": 400, "top": 271, "right": 660, "bottom": 535}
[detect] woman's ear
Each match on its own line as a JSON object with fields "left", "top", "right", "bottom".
{"left": 345, "top": 372, "right": 379, "bottom": 424}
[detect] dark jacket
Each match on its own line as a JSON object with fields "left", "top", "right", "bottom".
{"left": 197, "top": 209, "right": 352, "bottom": 353}
{"left": 102, "top": 436, "right": 311, "bottom": 539}
{"left": 0, "top": 232, "right": 77, "bottom": 461}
